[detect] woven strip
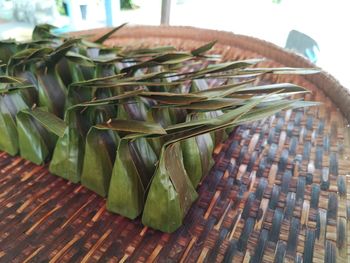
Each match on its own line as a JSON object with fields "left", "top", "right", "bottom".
{"left": 0, "top": 26, "right": 349, "bottom": 262}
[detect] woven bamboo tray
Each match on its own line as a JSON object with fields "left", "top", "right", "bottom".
{"left": 0, "top": 26, "right": 349, "bottom": 263}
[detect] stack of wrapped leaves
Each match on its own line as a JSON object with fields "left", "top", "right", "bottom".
{"left": 0, "top": 24, "right": 318, "bottom": 232}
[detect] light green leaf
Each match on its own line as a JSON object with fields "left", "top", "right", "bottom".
{"left": 95, "top": 119, "right": 167, "bottom": 135}
{"left": 25, "top": 108, "right": 67, "bottom": 137}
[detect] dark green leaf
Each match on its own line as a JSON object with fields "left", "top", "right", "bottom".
{"left": 191, "top": 40, "right": 217, "bottom": 56}
{"left": 0, "top": 76, "right": 24, "bottom": 84}
{"left": 65, "top": 52, "right": 95, "bottom": 67}
{"left": 47, "top": 39, "right": 81, "bottom": 65}
{"left": 194, "top": 79, "right": 255, "bottom": 97}
{"left": 95, "top": 23, "right": 128, "bottom": 44}
{"left": 0, "top": 84, "right": 35, "bottom": 94}
{"left": 0, "top": 40, "right": 18, "bottom": 64}
{"left": 32, "top": 24, "right": 58, "bottom": 40}
{"left": 183, "top": 59, "right": 263, "bottom": 79}
{"left": 122, "top": 46, "right": 176, "bottom": 56}
{"left": 177, "top": 98, "right": 242, "bottom": 110}
{"left": 140, "top": 91, "right": 207, "bottom": 105}
{"left": 234, "top": 83, "right": 308, "bottom": 94}
{"left": 121, "top": 53, "right": 193, "bottom": 73}
{"left": 95, "top": 119, "right": 167, "bottom": 135}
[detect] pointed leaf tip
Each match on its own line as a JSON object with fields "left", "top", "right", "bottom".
{"left": 95, "top": 23, "right": 128, "bottom": 44}
{"left": 191, "top": 40, "right": 217, "bottom": 56}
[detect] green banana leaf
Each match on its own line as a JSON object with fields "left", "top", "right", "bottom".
{"left": 32, "top": 24, "right": 59, "bottom": 40}
{"left": 142, "top": 142, "right": 198, "bottom": 233}
{"left": 181, "top": 137, "right": 202, "bottom": 187}
{"left": 81, "top": 118, "right": 163, "bottom": 217}
{"left": 81, "top": 127, "right": 120, "bottom": 196}
{"left": 141, "top": 96, "right": 318, "bottom": 232}
{"left": 18, "top": 105, "right": 70, "bottom": 175}
{"left": 0, "top": 40, "right": 18, "bottom": 65}
{"left": 122, "top": 97, "right": 149, "bottom": 121}
{"left": 107, "top": 137, "right": 158, "bottom": 219}
{"left": 23, "top": 94, "right": 84, "bottom": 183}
{"left": 94, "top": 23, "right": 128, "bottom": 44}
{"left": 191, "top": 41, "right": 217, "bottom": 56}
{"left": 47, "top": 91, "right": 119, "bottom": 182}
{"left": 16, "top": 107, "right": 58, "bottom": 165}
{"left": 0, "top": 25, "right": 321, "bottom": 234}
{"left": 49, "top": 103, "right": 116, "bottom": 183}
{"left": 57, "top": 57, "right": 91, "bottom": 88}
{"left": 49, "top": 125, "right": 84, "bottom": 183}
{"left": 9, "top": 61, "right": 67, "bottom": 118}
{"left": 0, "top": 91, "right": 30, "bottom": 155}
{"left": 107, "top": 140, "right": 142, "bottom": 218}
{"left": 181, "top": 115, "right": 214, "bottom": 187}
{"left": 36, "top": 68, "right": 67, "bottom": 117}
{"left": 0, "top": 76, "right": 37, "bottom": 155}
{"left": 190, "top": 79, "right": 228, "bottom": 144}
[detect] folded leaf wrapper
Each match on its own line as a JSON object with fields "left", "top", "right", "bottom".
{"left": 181, "top": 132, "right": 214, "bottom": 188}
{"left": 107, "top": 137, "right": 158, "bottom": 219}
{"left": 49, "top": 126, "right": 84, "bottom": 183}
{"left": 0, "top": 24, "right": 321, "bottom": 233}
{"left": 36, "top": 69, "right": 67, "bottom": 118}
{"left": 0, "top": 92, "right": 30, "bottom": 155}
{"left": 142, "top": 142, "right": 198, "bottom": 233}
{"left": 181, "top": 114, "right": 214, "bottom": 187}
{"left": 81, "top": 127, "right": 119, "bottom": 196}
{"left": 16, "top": 108, "right": 58, "bottom": 165}
{"left": 50, "top": 105, "right": 116, "bottom": 183}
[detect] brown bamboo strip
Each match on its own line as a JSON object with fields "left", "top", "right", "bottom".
{"left": 25, "top": 205, "right": 62, "bottom": 235}
{"left": 80, "top": 228, "right": 113, "bottom": 263}
{"left": 21, "top": 165, "right": 46, "bottom": 181}
{"left": 23, "top": 245, "right": 45, "bottom": 263}
{"left": 204, "top": 190, "right": 221, "bottom": 220}
{"left": 21, "top": 182, "right": 73, "bottom": 223}
{"left": 15, "top": 173, "right": 61, "bottom": 213}
{"left": 0, "top": 156, "right": 23, "bottom": 173}
{"left": 92, "top": 206, "right": 106, "bottom": 222}
{"left": 60, "top": 195, "right": 97, "bottom": 229}
{"left": 48, "top": 235, "right": 81, "bottom": 263}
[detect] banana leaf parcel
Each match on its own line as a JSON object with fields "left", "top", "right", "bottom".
{"left": 0, "top": 82, "right": 34, "bottom": 155}
{"left": 0, "top": 24, "right": 320, "bottom": 233}
{"left": 142, "top": 141, "right": 198, "bottom": 233}
{"left": 80, "top": 126, "right": 120, "bottom": 196}
{"left": 16, "top": 107, "right": 58, "bottom": 165}
{"left": 107, "top": 136, "right": 158, "bottom": 219}
{"left": 181, "top": 130, "right": 214, "bottom": 188}
{"left": 49, "top": 103, "right": 116, "bottom": 183}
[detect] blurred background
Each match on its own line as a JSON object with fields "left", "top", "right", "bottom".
{"left": 0, "top": 0, "right": 348, "bottom": 87}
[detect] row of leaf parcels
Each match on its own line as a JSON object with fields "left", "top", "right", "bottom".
{"left": 0, "top": 24, "right": 319, "bottom": 232}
